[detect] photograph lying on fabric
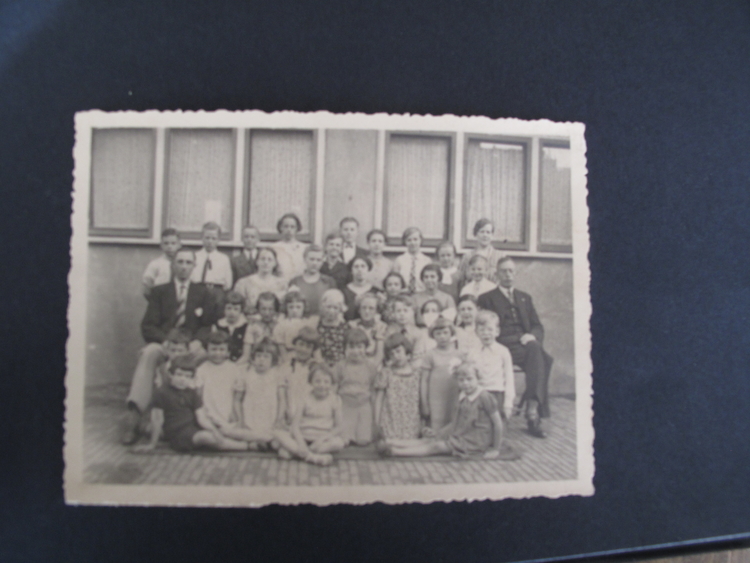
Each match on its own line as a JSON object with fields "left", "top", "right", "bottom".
{"left": 64, "top": 110, "right": 593, "bottom": 506}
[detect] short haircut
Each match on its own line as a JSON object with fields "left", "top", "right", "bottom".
{"left": 320, "top": 288, "right": 345, "bottom": 310}
{"left": 175, "top": 248, "right": 196, "bottom": 261}
{"left": 383, "top": 272, "right": 406, "bottom": 289}
{"left": 366, "top": 229, "right": 387, "bottom": 243}
{"left": 428, "top": 315, "right": 456, "bottom": 338}
{"left": 473, "top": 218, "right": 495, "bottom": 236}
{"left": 307, "top": 362, "right": 335, "bottom": 385}
{"left": 207, "top": 331, "right": 231, "bottom": 346}
{"left": 201, "top": 221, "right": 221, "bottom": 234}
{"left": 170, "top": 354, "right": 197, "bottom": 375}
{"left": 436, "top": 240, "right": 456, "bottom": 256}
{"left": 165, "top": 328, "right": 191, "bottom": 346}
{"left": 324, "top": 231, "right": 343, "bottom": 245}
{"left": 401, "top": 226, "right": 423, "bottom": 246}
{"left": 497, "top": 256, "right": 515, "bottom": 269}
{"left": 251, "top": 337, "right": 281, "bottom": 365}
{"left": 457, "top": 294, "right": 478, "bottom": 307}
{"left": 223, "top": 291, "right": 246, "bottom": 310}
{"left": 161, "top": 228, "right": 180, "bottom": 239}
{"left": 242, "top": 224, "right": 260, "bottom": 234}
{"left": 468, "top": 254, "right": 488, "bottom": 267}
{"left": 292, "top": 326, "right": 321, "bottom": 348}
{"left": 383, "top": 332, "right": 413, "bottom": 360}
{"left": 303, "top": 243, "right": 324, "bottom": 258}
{"left": 356, "top": 292, "right": 380, "bottom": 309}
{"left": 256, "top": 291, "right": 281, "bottom": 312}
{"left": 276, "top": 212, "right": 302, "bottom": 233}
{"left": 348, "top": 255, "right": 373, "bottom": 272}
{"left": 345, "top": 327, "right": 370, "bottom": 349}
{"left": 420, "top": 263, "right": 442, "bottom": 282}
{"left": 475, "top": 309, "right": 500, "bottom": 329}
{"left": 339, "top": 217, "right": 359, "bottom": 228}
{"left": 453, "top": 361, "right": 479, "bottom": 380}
{"left": 420, "top": 298, "right": 442, "bottom": 314}
{"left": 390, "top": 293, "right": 414, "bottom": 309}
{"left": 282, "top": 290, "right": 307, "bottom": 315}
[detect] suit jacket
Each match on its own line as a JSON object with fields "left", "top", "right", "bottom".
{"left": 230, "top": 251, "right": 258, "bottom": 284}
{"left": 477, "top": 287, "right": 545, "bottom": 346}
{"left": 141, "top": 281, "right": 216, "bottom": 344}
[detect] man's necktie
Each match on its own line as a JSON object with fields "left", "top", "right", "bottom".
{"left": 408, "top": 256, "right": 417, "bottom": 293}
{"left": 201, "top": 257, "right": 212, "bottom": 282}
{"left": 175, "top": 283, "right": 187, "bottom": 327}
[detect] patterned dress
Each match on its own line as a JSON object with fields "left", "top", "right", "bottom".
{"left": 422, "top": 347, "right": 464, "bottom": 431}
{"left": 317, "top": 319, "right": 349, "bottom": 365}
{"left": 375, "top": 365, "right": 421, "bottom": 440}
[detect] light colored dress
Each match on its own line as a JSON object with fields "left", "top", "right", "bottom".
{"left": 375, "top": 365, "right": 421, "bottom": 440}
{"left": 236, "top": 366, "right": 284, "bottom": 441}
{"left": 368, "top": 255, "right": 394, "bottom": 289}
{"left": 197, "top": 361, "right": 241, "bottom": 427}
{"left": 393, "top": 251, "right": 432, "bottom": 293}
{"left": 271, "top": 240, "right": 307, "bottom": 281}
{"left": 422, "top": 347, "right": 464, "bottom": 431}
{"left": 454, "top": 325, "right": 482, "bottom": 353}
{"left": 298, "top": 392, "right": 342, "bottom": 441}
{"left": 278, "top": 357, "right": 313, "bottom": 422}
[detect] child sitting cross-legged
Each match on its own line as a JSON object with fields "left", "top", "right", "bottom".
{"left": 334, "top": 328, "right": 379, "bottom": 446}
{"left": 209, "top": 291, "right": 249, "bottom": 362}
{"left": 221, "top": 337, "right": 285, "bottom": 450}
{"left": 196, "top": 331, "right": 241, "bottom": 429}
{"left": 374, "top": 333, "right": 422, "bottom": 445}
{"left": 273, "top": 363, "right": 345, "bottom": 466}
{"left": 380, "top": 361, "right": 504, "bottom": 460}
{"left": 133, "top": 355, "right": 250, "bottom": 453}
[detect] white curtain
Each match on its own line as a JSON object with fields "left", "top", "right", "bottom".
{"left": 248, "top": 130, "right": 314, "bottom": 235}
{"left": 386, "top": 135, "right": 449, "bottom": 240}
{"left": 540, "top": 146, "right": 572, "bottom": 247}
{"left": 166, "top": 129, "right": 234, "bottom": 234}
{"left": 465, "top": 140, "right": 525, "bottom": 244}
{"left": 91, "top": 129, "right": 154, "bottom": 231}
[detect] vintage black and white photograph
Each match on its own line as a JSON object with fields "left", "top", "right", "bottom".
{"left": 64, "top": 110, "right": 592, "bottom": 506}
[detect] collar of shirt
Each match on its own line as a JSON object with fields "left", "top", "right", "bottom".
{"left": 245, "top": 248, "right": 256, "bottom": 260}
{"left": 458, "top": 387, "right": 483, "bottom": 403}
{"left": 218, "top": 315, "right": 248, "bottom": 330}
{"left": 175, "top": 279, "right": 190, "bottom": 292}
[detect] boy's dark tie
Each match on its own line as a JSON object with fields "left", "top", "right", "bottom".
{"left": 201, "top": 257, "right": 212, "bottom": 282}
{"left": 175, "top": 283, "right": 187, "bottom": 327}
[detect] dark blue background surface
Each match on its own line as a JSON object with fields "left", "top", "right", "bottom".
{"left": 1, "top": 1, "right": 749, "bottom": 561}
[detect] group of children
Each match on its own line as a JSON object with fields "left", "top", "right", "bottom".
{"left": 135, "top": 214, "right": 520, "bottom": 464}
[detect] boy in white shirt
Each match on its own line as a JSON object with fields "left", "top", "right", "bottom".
{"left": 473, "top": 309, "right": 515, "bottom": 420}
{"left": 142, "top": 228, "right": 181, "bottom": 298}
{"left": 192, "top": 221, "right": 233, "bottom": 314}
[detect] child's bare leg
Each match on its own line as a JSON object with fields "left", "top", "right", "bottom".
{"left": 273, "top": 428, "right": 306, "bottom": 458}
{"left": 221, "top": 426, "right": 271, "bottom": 443}
{"left": 192, "top": 431, "right": 248, "bottom": 451}
{"left": 309, "top": 436, "right": 345, "bottom": 454}
{"left": 390, "top": 440, "right": 451, "bottom": 457}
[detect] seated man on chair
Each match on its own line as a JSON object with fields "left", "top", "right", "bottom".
{"left": 477, "top": 257, "right": 553, "bottom": 438}
{"left": 121, "top": 248, "right": 216, "bottom": 445}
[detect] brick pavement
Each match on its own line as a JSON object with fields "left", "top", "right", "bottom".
{"left": 82, "top": 384, "right": 577, "bottom": 487}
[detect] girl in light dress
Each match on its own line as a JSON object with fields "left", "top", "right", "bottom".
{"left": 384, "top": 294, "right": 433, "bottom": 364}
{"left": 458, "top": 218, "right": 505, "bottom": 287}
{"left": 374, "top": 333, "right": 422, "bottom": 443}
{"left": 459, "top": 255, "right": 496, "bottom": 299}
{"left": 365, "top": 229, "right": 394, "bottom": 290}
{"left": 271, "top": 212, "right": 308, "bottom": 282}
{"left": 233, "top": 247, "right": 287, "bottom": 316}
{"left": 411, "top": 263, "right": 457, "bottom": 325}
{"left": 420, "top": 317, "right": 465, "bottom": 432}
{"left": 272, "top": 290, "right": 318, "bottom": 361}
{"left": 454, "top": 295, "right": 483, "bottom": 352}
{"left": 273, "top": 363, "right": 345, "bottom": 466}
{"left": 393, "top": 227, "right": 432, "bottom": 294}
{"left": 418, "top": 299, "right": 442, "bottom": 330}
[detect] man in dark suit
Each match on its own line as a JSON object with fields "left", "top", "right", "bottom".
{"left": 477, "top": 257, "right": 553, "bottom": 438}
{"left": 121, "top": 248, "right": 216, "bottom": 444}
{"left": 339, "top": 217, "right": 369, "bottom": 265}
{"left": 230, "top": 225, "right": 260, "bottom": 283}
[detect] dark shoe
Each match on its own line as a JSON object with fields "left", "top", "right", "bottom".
{"left": 120, "top": 409, "right": 141, "bottom": 445}
{"left": 527, "top": 419, "right": 546, "bottom": 439}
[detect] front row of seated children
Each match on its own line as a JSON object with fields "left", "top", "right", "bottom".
{"left": 136, "top": 308, "right": 513, "bottom": 464}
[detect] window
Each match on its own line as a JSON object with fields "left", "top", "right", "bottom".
{"left": 247, "top": 130, "right": 315, "bottom": 241}
{"left": 463, "top": 138, "right": 528, "bottom": 250}
{"left": 164, "top": 129, "right": 235, "bottom": 239}
{"left": 89, "top": 128, "right": 155, "bottom": 237}
{"left": 384, "top": 134, "right": 451, "bottom": 245}
{"left": 538, "top": 143, "right": 572, "bottom": 253}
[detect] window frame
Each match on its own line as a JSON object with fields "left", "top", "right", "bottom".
{"left": 88, "top": 128, "right": 156, "bottom": 239}
{"left": 537, "top": 139, "right": 573, "bottom": 254}
{"left": 161, "top": 127, "right": 237, "bottom": 242}
{"left": 244, "top": 128, "right": 318, "bottom": 244}
{"left": 381, "top": 130, "right": 455, "bottom": 248}
{"left": 461, "top": 133, "right": 532, "bottom": 252}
